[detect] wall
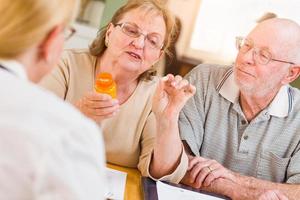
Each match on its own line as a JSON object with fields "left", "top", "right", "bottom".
{"left": 167, "top": 0, "right": 201, "bottom": 59}
{"left": 291, "top": 78, "right": 300, "bottom": 88}
{"left": 100, "top": 0, "right": 127, "bottom": 28}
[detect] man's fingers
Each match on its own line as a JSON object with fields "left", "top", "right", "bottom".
{"left": 261, "top": 190, "right": 279, "bottom": 200}
{"left": 274, "top": 190, "right": 288, "bottom": 200}
{"left": 188, "top": 156, "right": 207, "bottom": 170}
{"left": 194, "top": 166, "right": 211, "bottom": 188}
{"left": 203, "top": 165, "right": 223, "bottom": 186}
{"left": 203, "top": 170, "right": 217, "bottom": 187}
{"left": 188, "top": 162, "right": 203, "bottom": 182}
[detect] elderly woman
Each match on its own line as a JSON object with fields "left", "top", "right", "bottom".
{"left": 0, "top": 0, "right": 105, "bottom": 199}
{"left": 40, "top": 0, "right": 177, "bottom": 173}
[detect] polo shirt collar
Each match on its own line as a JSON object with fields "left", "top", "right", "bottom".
{"left": 217, "top": 68, "right": 292, "bottom": 118}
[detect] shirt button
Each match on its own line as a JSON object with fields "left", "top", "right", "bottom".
{"left": 243, "top": 135, "right": 249, "bottom": 140}
{"left": 241, "top": 120, "right": 247, "bottom": 125}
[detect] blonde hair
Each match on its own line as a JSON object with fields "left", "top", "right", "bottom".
{"left": 89, "top": 0, "right": 177, "bottom": 80}
{"left": 0, "top": 0, "right": 79, "bottom": 59}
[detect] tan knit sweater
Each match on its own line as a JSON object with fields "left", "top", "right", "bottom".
{"left": 40, "top": 49, "right": 158, "bottom": 175}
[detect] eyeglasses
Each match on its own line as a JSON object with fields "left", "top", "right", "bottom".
{"left": 64, "top": 26, "right": 76, "bottom": 40}
{"left": 114, "top": 22, "right": 164, "bottom": 50}
{"left": 236, "top": 36, "right": 295, "bottom": 65}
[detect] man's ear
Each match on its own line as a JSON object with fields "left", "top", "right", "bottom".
{"left": 38, "top": 25, "right": 63, "bottom": 62}
{"left": 283, "top": 65, "right": 300, "bottom": 84}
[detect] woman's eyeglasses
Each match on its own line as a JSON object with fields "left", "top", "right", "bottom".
{"left": 114, "top": 22, "right": 164, "bottom": 50}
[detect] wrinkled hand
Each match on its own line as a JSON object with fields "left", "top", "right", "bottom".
{"left": 152, "top": 74, "right": 196, "bottom": 118}
{"left": 75, "top": 92, "right": 119, "bottom": 123}
{"left": 181, "top": 156, "right": 238, "bottom": 189}
{"left": 259, "top": 190, "right": 289, "bottom": 200}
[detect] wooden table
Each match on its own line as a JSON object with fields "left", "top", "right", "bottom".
{"left": 107, "top": 164, "right": 143, "bottom": 200}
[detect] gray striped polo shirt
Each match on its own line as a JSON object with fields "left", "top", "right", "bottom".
{"left": 179, "top": 64, "right": 300, "bottom": 183}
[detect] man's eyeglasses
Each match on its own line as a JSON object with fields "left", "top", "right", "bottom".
{"left": 114, "top": 22, "right": 164, "bottom": 50}
{"left": 64, "top": 27, "right": 76, "bottom": 40}
{"left": 236, "top": 36, "right": 295, "bottom": 65}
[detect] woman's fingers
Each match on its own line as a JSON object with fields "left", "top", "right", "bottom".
{"left": 85, "top": 92, "right": 112, "bottom": 101}
{"left": 177, "top": 79, "right": 189, "bottom": 89}
{"left": 153, "top": 74, "right": 196, "bottom": 118}
{"left": 83, "top": 98, "right": 119, "bottom": 109}
{"left": 171, "top": 75, "right": 183, "bottom": 87}
{"left": 84, "top": 104, "right": 119, "bottom": 116}
{"left": 185, "top": 84, "right": 196, "bottom": 95}
{"left": 82, "top": 91, "right": 119, "bottom": 109}
{"left": 163, "top": 74, "right": 195, "bottom": 94}
{"left": 76, "top": 91, "right": 120, "bottom": 122}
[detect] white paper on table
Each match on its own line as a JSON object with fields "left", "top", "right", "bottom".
{"left": 157, "top": 181, "right": 225, "bottom": 200}
{"left": 104, "top": 168, "right": 127, "bottom": 200}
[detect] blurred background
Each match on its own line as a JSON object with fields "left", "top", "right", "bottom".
{"left": 65, "top": 0, "right": 300, "bottom": 87}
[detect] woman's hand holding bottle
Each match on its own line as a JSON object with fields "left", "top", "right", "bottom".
{"left": 75, "top": 72, "right": 119, "bottom": 123}
{"left": 75, "top": 92, "right": 119, "bottom": 123}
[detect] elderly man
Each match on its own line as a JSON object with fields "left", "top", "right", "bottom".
{"left": 150, "top": 18, "right": 300, "bottom": 200}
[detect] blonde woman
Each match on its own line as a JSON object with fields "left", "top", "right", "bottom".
{"left": 0, "top": 0, "right": 105, "bottom": 199}
{"left": 40, "top": 0, "right": 177, "bottom": 174}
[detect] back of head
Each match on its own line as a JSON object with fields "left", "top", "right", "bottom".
{"left": 250, "top": 18, "right": 300, "bottom": 63}
{"left": 0, "top": 0, "right": 79, "bottom": 59}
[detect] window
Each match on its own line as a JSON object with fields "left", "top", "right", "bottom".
{"left": 188, "top": 0, "right": 300, "bottom": 64}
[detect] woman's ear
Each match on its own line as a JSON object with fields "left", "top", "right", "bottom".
{"left": 283, "top": 65, "right": 300, "bottom": 84}
{"left": 105, "top": 23, "right": 114, "bottom": 44}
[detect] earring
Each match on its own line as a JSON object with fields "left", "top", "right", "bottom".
{"left": 105, "top": 38, "right": 109, "bottom": 47}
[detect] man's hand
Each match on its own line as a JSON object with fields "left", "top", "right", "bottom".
{"left": 181, "top": 156, "right": 238, "bottom": 188}
{"left": 259, "top": 190, "right": 289, "bottom": 200}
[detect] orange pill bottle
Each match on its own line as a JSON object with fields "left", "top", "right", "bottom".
{"left": 94, "top": 72, "right": 117, "bottom": 99}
